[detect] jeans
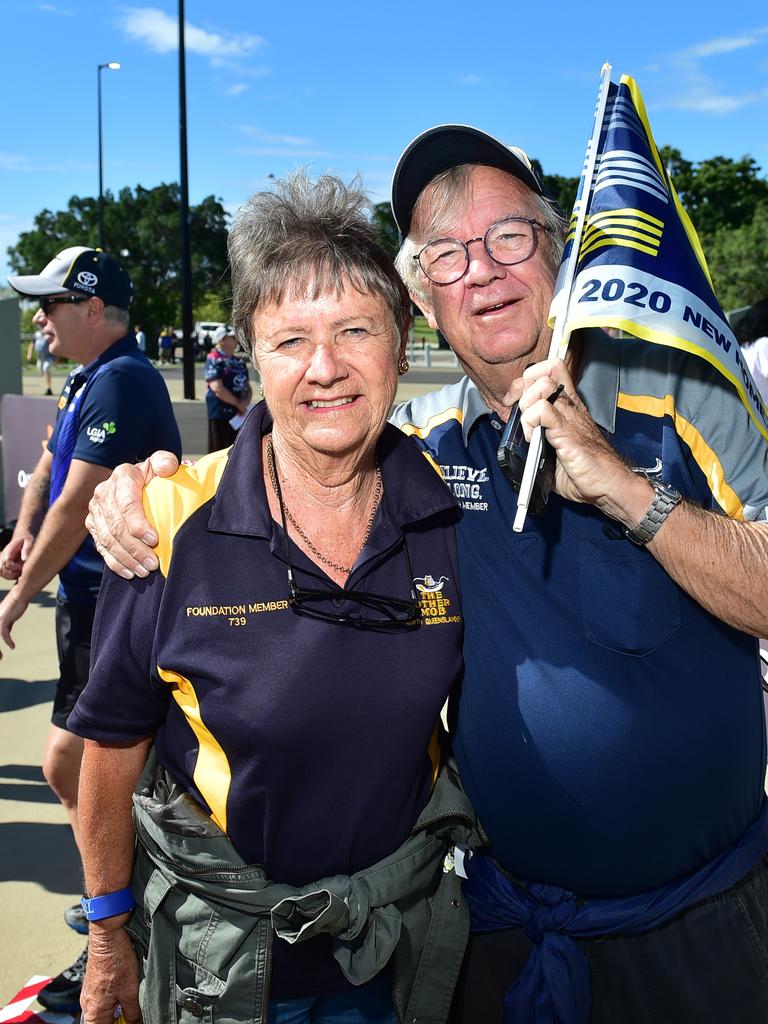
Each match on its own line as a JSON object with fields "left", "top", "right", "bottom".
{"left": 267, "top": 977, "right": 397, "bottom": 1024}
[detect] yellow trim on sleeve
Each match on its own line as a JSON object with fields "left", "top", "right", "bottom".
{"left": 399, "top": 407, "right": 463, "bottom": 440}
{"left": 144, "top": 449, "right": 230, "bottom": 577}
{"left": 427, "top": 720, "right": 444, "bottom": 787}
{"left": 158, "top": 666, "right": 232, "bottom": 832}
{"left": 421, "top": 451, "right": 444, "bottom": 479}
{"left": 616, "top": 392, "right": 743, "bottom": 517}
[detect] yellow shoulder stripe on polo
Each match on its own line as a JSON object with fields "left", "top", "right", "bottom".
{"left": 616, "top": 392, "right": 743, "bottom": 518}
{"left": 399, "top": 407, "right": 463, "bottom": 440}
{"left": 144, "top": 449, "right": 230, "bottom": 577}
{"left": 427, "top": 720, "right": 444, "bottom": 788}
{"left": 157, "top": 666, "right": 232, "bottom": 833}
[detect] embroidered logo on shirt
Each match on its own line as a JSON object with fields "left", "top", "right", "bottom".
{"left": 439, "top": 463, "right": 490, "bottom": 511}
{"left": 414, "top": 574, "right": 461, "bottom": 626}
{"left": 86, "top": 421, "right": 116, "bottom": 444}
{"left": 414, "top": 575, "right": 449, "bottom": 594}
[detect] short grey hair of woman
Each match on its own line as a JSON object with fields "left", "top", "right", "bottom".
{"left": 229, "top": 171, "right": 412, "bottom": 359}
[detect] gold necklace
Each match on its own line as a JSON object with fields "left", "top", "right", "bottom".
{"left": 265, "top": 435, "right": 382, "bottom": 575}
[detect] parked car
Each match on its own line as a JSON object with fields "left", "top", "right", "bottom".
{"left": 194, "top": 321, "right": 225, "bottom": 358}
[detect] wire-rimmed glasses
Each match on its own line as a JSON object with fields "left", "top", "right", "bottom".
{"left": 414, "top": 217, "right": 551, "bottom": 285}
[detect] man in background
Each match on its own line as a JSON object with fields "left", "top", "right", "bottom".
{"left": 27, "top": 327, "right": 56, "bottom": 395}
{"left": 0, "top": 246, "right": 181, "bottom": 1014}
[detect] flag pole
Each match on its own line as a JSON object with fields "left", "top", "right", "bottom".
{"left": 512, "top": 62, "right": 614, "bottom": 533}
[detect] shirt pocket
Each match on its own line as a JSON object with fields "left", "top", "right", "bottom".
{"left": 579, "top": 538, "right": 681, "bottom": 656}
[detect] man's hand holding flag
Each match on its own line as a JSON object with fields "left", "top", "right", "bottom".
{"left": 511, "top": 64, "right": 768, "bottom": 531}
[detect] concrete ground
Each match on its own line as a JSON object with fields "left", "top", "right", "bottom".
{"left": 0, "top": 354, "right": 464, "bottom": 1012}
{"left": 0, "top": 576, "right": 85, "bottom": 1012}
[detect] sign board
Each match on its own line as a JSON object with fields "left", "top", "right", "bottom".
{"left": 0, "top": 394, "right": 57, "bottom": 525}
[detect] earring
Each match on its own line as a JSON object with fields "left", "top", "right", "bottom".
{"left": 398, "top": 356, "right": 410, "bottom": 375}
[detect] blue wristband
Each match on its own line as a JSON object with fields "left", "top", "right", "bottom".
{"left": 81, "top": 887, "right": 135, "bottom": 921}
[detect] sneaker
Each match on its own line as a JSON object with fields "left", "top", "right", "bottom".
{"left": 44, "top": 388, "right": 53, "bottom": 395}
{"left": 37, "top": 946, "right": 87, "bottom": 1012}
{"left": 64, "top": 901, "right": 89, "bottom": 934}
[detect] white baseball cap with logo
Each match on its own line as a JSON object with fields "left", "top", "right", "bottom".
{"left": 8, "top": 245, "right": 133, "bottom": 308}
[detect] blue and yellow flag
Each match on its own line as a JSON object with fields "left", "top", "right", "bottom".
{"left": 549, "top": 72, "right": 768, "bottom": 441}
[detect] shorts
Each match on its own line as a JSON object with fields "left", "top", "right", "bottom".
{"left": 37, "top": 358, "right": 53, "bottom": 374}
{"left": 208, "top": 417, "right": 237, "bottom": 453}
{"left": 451, "top": 853, "right": 768, "bottom": 1024}
{"left": 52, "top": 597, "right": 96, "bottom": 729}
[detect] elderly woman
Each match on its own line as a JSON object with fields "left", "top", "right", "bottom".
{"left": 68, "top": 173, "right": 478, "bottom": 1024}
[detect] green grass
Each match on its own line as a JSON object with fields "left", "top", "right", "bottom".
{"left": 411, "top": 316, "right": 439, "bottom": 347}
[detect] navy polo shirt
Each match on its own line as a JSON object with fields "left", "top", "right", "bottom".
{"left": 48, "top": 335, "right": 181, "bottom": 604}
{"left": 392, "top": 329, "right": 768, "bottom": 898}
{"left": 69, "top": 401, "right": 462, "bottom": 997}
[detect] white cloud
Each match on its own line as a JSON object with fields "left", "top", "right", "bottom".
{"left": 0, "top": 152, "right": 93, "bottom": 173}
{"left": 661, "top": 86, "right": 768, "bottom": 114}
{"left": 653, "top": 26, "right": 768, "bottom": 117}
{"left": 225, "top": 84, "right": 250, "bottom": 96}
{"left": 457, "top": 74, "right": 482, "bottom": 85}
{"left": 36, "top": 3, "right": 75, "bottom": 14}
{"left": 119, "top": 7, "right": 263, "bottom": 60}
{"left": 0, "top": 153, "right": 28, "bottom": 171}
{"left": 234, "top": 146, "right": 330, "bottom": 158}
{"left": 235, "top": 126, "right": 314, "bottom": 147}
{"left": 675, "top": 29, "right": 768, "bottom": 60}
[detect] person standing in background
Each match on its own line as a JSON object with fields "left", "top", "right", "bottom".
{"left": 204, "top": 324, "right": 252, "bottom": 451}
{"left": 27, "top": 328, "right": 56, "bottom": 395}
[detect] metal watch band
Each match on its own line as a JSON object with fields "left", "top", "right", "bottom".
{"left": 625, "top": 481, "right": 682, "bottom": 547}
{"left": 81, "top": 886, "right": 135, "bottom": 921}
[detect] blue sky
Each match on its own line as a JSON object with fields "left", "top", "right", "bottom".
{"left": 1, "top": 2, "right": 767, "bottom": 285}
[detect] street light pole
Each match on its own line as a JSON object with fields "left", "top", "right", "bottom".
{"left": 97, "top": 61, "right": 120, "bottom": 250}
{"left": 178, "top": 0, "right": 195, "bottom": 399}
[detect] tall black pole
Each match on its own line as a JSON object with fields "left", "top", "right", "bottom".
{"left": 178, "top": 0, "right": 195, "bottom": 399}
{"left": 97, "top": 65, "right": 104, "bottom": 249}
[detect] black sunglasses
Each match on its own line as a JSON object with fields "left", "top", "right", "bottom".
{"left": 286, "top": 566, "right": 422, "bottom": 631}
{"left": 40, "top": 295, "right": 90, "bottom": 315}
{"left": 269, "top": 451, "right": 421, "bottom": 631}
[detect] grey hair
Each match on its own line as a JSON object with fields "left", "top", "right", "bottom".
{"left": 103, "top": 305, "right": 130, "bottom": 330}
{"left": 395, "top": 164, "right": 567, "bottom": 303}
{"left": 228, "top": 170, "right": 411, "bottom": 358}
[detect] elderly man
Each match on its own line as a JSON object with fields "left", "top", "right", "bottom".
{"left": 0, "top": 247, "right": 181, "bottom": 1013}
{"left": 85, "top": 129, "right": 768, "bottom": 1023}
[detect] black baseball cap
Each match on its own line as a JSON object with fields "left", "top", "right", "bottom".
{"left": 391, "top": 124, "right": 556, "bottom": 237}
{"left": 8, "top": 246, "right": 133, "bottom": 308}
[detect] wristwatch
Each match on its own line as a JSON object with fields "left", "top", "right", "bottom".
{"left": 624, "top": 480, "right": 682, "bottom": 546}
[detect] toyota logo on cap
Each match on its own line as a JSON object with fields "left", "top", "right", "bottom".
{"left": 77, "top": 271, "right": 98, "bottom": 287}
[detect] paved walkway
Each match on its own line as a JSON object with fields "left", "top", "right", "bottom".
{"left": 0, "top": 577, "right": 84, "bottom": 1012}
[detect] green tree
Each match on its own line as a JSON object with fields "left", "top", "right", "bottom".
{"left": 372, "top": 201, "right": 400, "bottom": 259}
{"left": 194, "top": 289, "right": 232, "bottom": 325}
{"left": 660, "top": 146, "right": 768, "bottom": 237}
{"left": 7, "top": 184, "right": 230, "bottom": 343}
{"left": 705, "top": 201, "right": 768, "bottom": 311}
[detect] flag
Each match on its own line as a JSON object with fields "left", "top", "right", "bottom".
{"left": 548, "top": 72, "right": 768, "bottom": 442}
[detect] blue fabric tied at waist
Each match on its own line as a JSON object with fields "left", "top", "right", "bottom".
{"left": 464, "top": 799, "right": 768, "bottom": 1024}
